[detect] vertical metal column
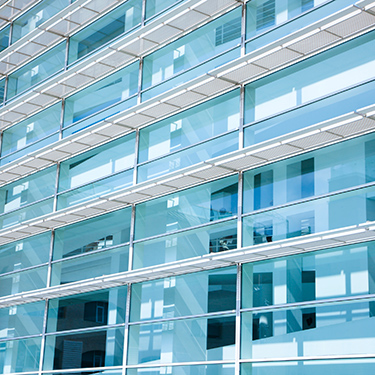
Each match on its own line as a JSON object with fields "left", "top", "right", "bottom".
{"left": 128, "top": 205, "right": 136, "bottom": 273}
{"left": 122, "top": 284, "right": 132, "bottom": 375}
{"left": 38, "top": 299, "right": 49, "bottom": 375}
{"left": 235, "top": 263, "right": 242, "bottom": 375}
{"left": 52, "top": 162, "right": 61, "bottom": 212}
{"left": 241, "top": 1, "right": 247, "bottom": 57}
{"left": 137, "top": 57, "right": 144, "bottom": 105}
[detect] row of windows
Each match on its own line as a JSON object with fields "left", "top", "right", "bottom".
{"left": 0, "top": 131, "right": 375, "bottom": 296}
{"left": 1, "top": 241, "right": 375, "bottom": 372}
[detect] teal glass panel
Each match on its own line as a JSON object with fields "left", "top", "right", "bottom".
{"left": 244, "top": 78, "right": 375, "bottom": 147}
{"left": 142, "top": 8, "right": 241, "bottom": 93}
{"left": 139, "top": 90, "right": 240, "bottom": 163}
{"left": 244, "top": 30, "right": 375, "bottom": 126}
{"left": 241, "top": 358, "right": 375, "bottom": 375}
{"left": 53, "top": 208, "right": 131, "bottom": 260}
{"left": 145, "top": 0, "right": 182, "bottom": 20}
{"left": 0, "top": 301, "right": 45, "bottom": 339}
{"left": 133, "top": 219, "right": 237, "bottom": 269}
{"left": 243, "top": 133, "right": 375, "bottom": 213}
{"left": 135, "top": 175, "right": 238, "bottom": 240}
{"left": 128, "top": 315, "right": 235, "bottom": 365}
{"left": 0, "top": 166, "right": 56, "bottom": 215}
{"left": 51, "top": 245, "right": 129, "bottom": 285}
{"left": 0, "top": 337, "right": 41, "bottom": 373}
{"left": 242, "top": 241, "right": 375, "bottom": 309}
{"left": 242, "top": 184, "right": 375, "bottom": 247}
{"left": 63, "top": 62, "right": 139, "bottom": 129}
{"left": 68, "top": 0, "right": 142, "bottom": 64}
{"left": 58, "top": 133, "right": 135, "bottom": 193}
{"left": 138, "top": 131, "right": 238, "bottom": 182}
{"left": 0, "top": 78, "right": 5, "bottom": 105}
{"left": 246, "top": 0, "right": 325, "bottom": 39}
{"left": 11, "top": 0, "right": 69, "bottom": 42}
{"left": 47, "top": 286, "right": 127, "bottom": 332}
{"left": 1, "top": 102, "right": 61, "bottom": 163}
{"left": 43, "top": 328, "right": 124, "bottom": 370}
{"left": 0, "top": 197, "right": 53, "bottom": 230}
{"left": 7, "top": 42, "right": 66, "bottom": 100}
{"left": 57, "top": 169, "right": 133, "bottom": 209}
{"left": 0, "top": 265, "right": 48, "bottom": 297}
{"left": 0, "top": 232, "right": 51, "bottom": 275}
{"left": 131, "top": 266, "right": 236, "bottom": 322}
{"left": 0, "top": 25, "right": 9, "bottom": 52}
{"left": 241, "top": 299, "right": 375, "bottom": 359}
{"left": 128, "top": 364, "right": 235, "bottom": 375}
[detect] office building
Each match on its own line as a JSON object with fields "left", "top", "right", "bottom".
{"left": 1, "top": 0, "right": 375, "bottom": 373}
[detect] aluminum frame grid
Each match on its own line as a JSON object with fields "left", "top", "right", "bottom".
{"left": 1, "top": 219, "right": 375, "bottom": 308}
{"left": 0, "top": 106, "right": 373, "bottom": 246}
{"left": 0, "top": 0, "right": 374, "bottom": 190}
{"left": 0, "top": 0, "right": 42, "bottom": 29}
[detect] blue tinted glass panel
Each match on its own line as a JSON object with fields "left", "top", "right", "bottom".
{"left": 0, "top": 25, "right": 9, "bottom": 52}
{"left": 145, "top": 0, "right": 182, "bottom": 19}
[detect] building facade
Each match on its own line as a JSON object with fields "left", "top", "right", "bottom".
{"left": 0, "top": 0, "right": 375, "bottom": 374}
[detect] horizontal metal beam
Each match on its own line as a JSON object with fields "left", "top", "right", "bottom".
{"left": 1, "top": 219, "right": 375, "bottom": 308}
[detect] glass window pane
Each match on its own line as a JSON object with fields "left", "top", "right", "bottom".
{"left": 0, "top": 25, "right": 9, "bottom": 52}
{"left": 0, "top": 266, "right": 48, "bottom": 298}
{"left": 68, "top": 0, "right": 142, "bottom": 64}
{"left": 0, "top": 232, "right": 50, "bottom": 275}
{"left": 142, "top": 8, "right": 241, "bottom": 93}
{"left": 131, "top": 266, "right": 236, "bottom": 322}
{"left": 7, "top": 42, "right": 66, "bottom": 100}
{"left": 133, "top": 219, "right": 237, "bottom": 269}
{"left": 135, "top": 176, "right": 238, "bottom": 240}
{"left": 11, "top": 0, "right": 69, "bottom": 42}
{"left": 242, "top": 241, "right": 375, "bottom": 309}
{"left": 128, "top": 315, "right": 235, "bottom": 365}
{"left": 1, "top": 103, "right": 61, "bottom": 161}
{"left": 43, "top": 328, "right": 124, "bottom": 370}
{"left": 0, "top": 167, "right": 56, "bottom": 215}
{"left": 244, "top": 30, "right": 375, "bottom": 126}
{"left": 47, "top": 287, "right": 127, "bottom": 332}
{"left": 127, "top": 364, "right": 235, "bottom": 375}
{"left": 0, "top": 337, "right": 41, "bottom": 373}
{"left": 145, "top": 0, "right": 182, "bottom": 20}
{"left": 0, "top": 301, "right": 45, "bottom": 339}
{"left": 58, "top": 134, "right": 135, "bottom": 193}
{"left": 51, "top": 245, "right": 129, "bottom": 286}
{"left": 0, "top": 78, "right": 5, "bottom": 106}
{"left": 241, "top": 299, "right": 375, "bottom": 359}
{"left": 63, "top": 62, "right": 139, "bottom": 130}
{"left": 53, "top": 208, "right": 131, "bottom": 260}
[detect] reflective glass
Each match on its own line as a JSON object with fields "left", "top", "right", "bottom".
{"left": 128, "top": 315, "right": 235, "bottom": 365}
{"left": 0, "top": 78, "right": 4, "bottom": 105}
{"left": 241, "top": 299, "right": 375, "bottom": 359}
{"left": 7, "top": 42, "right": 66, "bottom": 100}
{"left": 135, "top": 176, "right": 238, "bottom": 240}
{"left": 50, "top": 245, "right": 129, "bottom": 286}
{"left": 133, "top": 219, "right": 237, "bottom": 269}
{"left": 0, "top": 301, "right": 44, "bottom": 339}
{"left": 131, "top": 266, "right": 236, "bottom": 322}
{"left": 138, "top": 132, "right": 238, "bottom": 182}
{"left": 0, "top": 337, "right": 41, "bottom": 373}
{"left": 53, "top": 208, "right": 131, "bottom": 260}
{"left": 145, "top": 0, "right": 182, "bottom": 19}
{"left": 0, "top": 197, "right": 53, "bottom": 230}
{"left": 127, "top": 364, "right": 235, "bottom": 375}
{"left": 243, "top": 133, "right": 375, "bottom": 213}
{"left": 68, "top": 0, "right": 142, "bottom": 64}
{"left": 47, "top": 287, "right": 127, "bottom": 332}
{"left": 1, "top": 103, "right": 61, "bottom": 163}
{"left": 242, "top": 241, "right": 375, "bottom": 308}
{"left": 241, "top": 359, "right": 375, "bottom": 375}
{"left": 63, "top": 62, "right": 139, "bottom": 129}
{"left": 0, "top": 167, "right": 56, "bottom": 215}
{"left": 0, "top": 232, "right": 50, "bottom": 275}
{"left": 0, "top": 265, "right": 48, "bottom": 298}
{"left": 0, "top": 25, "right": 9, "bottom": 52}
{"left": 43, "top": 328, "right": 124, "bottom": 370}
{"left": 244, "top": 30, "right": 375, "bottom": 126}
{"left": 11, "top": 0, "right": 69, "bottom": 42}
{"left": 246, "top": 0, "right": 325, "bottom": 39}
{"left": 142, "top": 8, "right": 241, "bottom": 94}
{"left": 244, "top": 78, "right": 375, "bottom": 147}
{"left": 57, "top": 169, "right": 133, "bottom": 209}
{"left": 58, "top": 133, "right": 135, "bottom": 193}
{"left": 243, "top": 184, "right": 375, "bottom": 247}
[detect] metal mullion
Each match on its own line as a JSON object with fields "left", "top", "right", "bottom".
{"left": 46, "top": 230, "right": 55, "bottom": 289}
{"left": 52, "top": 162, "right": 60, "bottom": 212}
{"left": 128, "top": 205, "right": 136, "bottom": 272}
{"left": 123, "top": 284, "right": 132, "bottom": 375}
{"left": 240, "top": 0, "right": 246, "bottom": 57}
{"left": 235, "top": 263, "right": 242, "bottom": 375}
{"left": 141, "top": 0, "right": 147, "bottom": 27}
{"left": 137, "top": 57, "right": 143, "bottom": 105}
{"left": 38, "top": 299, "right": 49, "bottom": 375}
